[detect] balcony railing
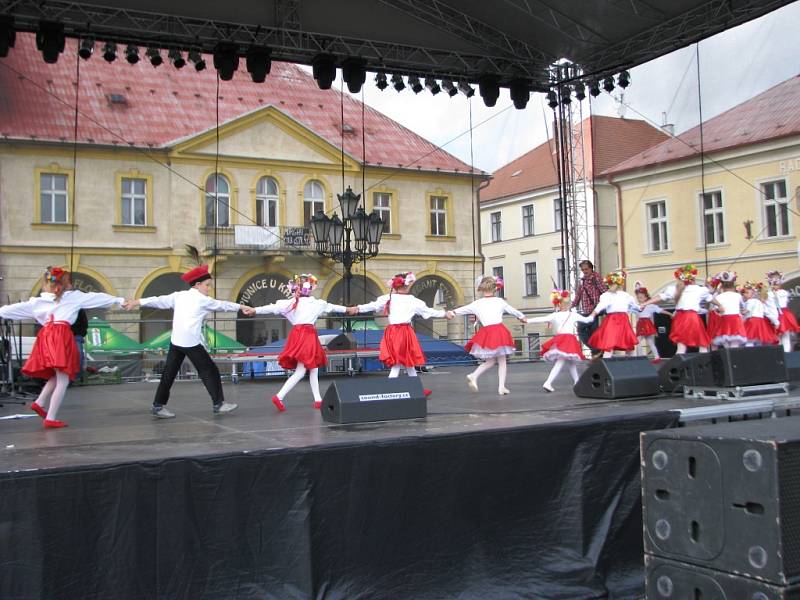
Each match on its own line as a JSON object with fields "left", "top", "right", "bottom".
{"left": 204, "top": 225, "right": 313, "bottom": 253}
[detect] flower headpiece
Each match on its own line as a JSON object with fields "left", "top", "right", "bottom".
{"left": 742, "top": 281, "right": 764, "bottom": 292}
{"left": 45, "top": 266, "right": 66, "bottom": 283}
{"left": 766, "top": 270, "right": 784, "bottom": 286}
{"left": 388, "top": 272, "right": 416, "bottom": 290}
{"left": 633, "top": 280, "right": 648, "bottom": 295}
{"left": 604, "top": 270, "right": 627, "bottom": 287}
{"left": 475, "top": 275, "right": 503, "bottom": 291}
{"left": 707, "top": 274, "right": 721, "bottom": 289}
{"left": 718, "top": 271, "right": 737, "bottom": 284}
{"left": 549, "top": 289, "right": 571, "bottom": 306}
{"left": 288, "top": 273, "right": 318, "bottom": 296}
{"left": 674, "top": 264, "right": 698, "bottom": 282}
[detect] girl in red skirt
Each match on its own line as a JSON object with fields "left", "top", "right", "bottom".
{"left": 765, "top": 271, "right": 800, "bottom": 352}
{"left": 742, "top": 282, "right": 778, "bottom": 346}
{"left": 710, "top": 271, "right": 746, "bottom": 348}
{"left": 525, "top": 289, "right": 594, "bottom": 392}
{"left": 705, "top": 275, "right": 723, "bottom": 349}
{"left": 254, "top": 274, "right": 347, "bottom": 411}
{"left": 588, "top": 270, "right": 640, "bottom": 358}
{"left": 0, "top": 267, "right": 125, "bottom": 428}
{"left": 633, "top": 282, "right": 671, "bottom": 362}
{"left": 353, "top": 272, "right": 447, "bottom": 395}
{"left": 446, "top": 275, "right": 525, "bottom": 395}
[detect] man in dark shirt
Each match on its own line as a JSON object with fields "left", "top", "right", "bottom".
{"left": 572, "top": 260, "right": 607, "bottom": 357}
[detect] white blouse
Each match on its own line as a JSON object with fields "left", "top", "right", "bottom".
{"left": 526, "top": 310, "right": 593, "bottom": 335}
{"left": 715, "top": 291, "right": 744, "bottom": 316}
{"left": 357, "top": 293, "right": 445, "bottom": 324}
{"left": 593, "top": 290, "right": 640, "bottom": 315}
{"left": 451, "top": 297, "right": 524, "bottom": 326}
{"left": 660, "top": 284, "right": 713, "bottom": 312}
{"left": 638, "top": 304, "right": 666, "bottom": 320}
{"left": 766, "top": 288, "right": 791, "bottom": 310}
{"left": 0, "top": 289, "right": 124, "bottom": 325}
{"left": 743, "top": 298, "right": 766, "bottom": 320}
{"left": 254, "top": 296, "right": 346, "bottom": 324}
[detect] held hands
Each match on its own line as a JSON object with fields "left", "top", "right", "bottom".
{"left": 346, "top": 306, "right": 359, "bottom": 316}
{"left": 240, "top": 305, "right": 256, "bottom": 317}
{"left": 446, "top": 310, "right": 455, "bottom": 320}
{"left": 122, "top": 299, "right": 140, "bottom": 310}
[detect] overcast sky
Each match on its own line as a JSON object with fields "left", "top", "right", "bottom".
{"left": 331, "top": 1, "right": 800, "bottom": 174}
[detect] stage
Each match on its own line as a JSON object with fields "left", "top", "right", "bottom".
{"left": 0, "top": 362, "right": 795, "bottom": 599}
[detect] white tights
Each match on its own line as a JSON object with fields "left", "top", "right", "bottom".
{"left": 389, "top": 365, "right": 418, "bottom": 378}
{"left": 33, "top": 370, "right": 70, "bottom": 420}
{"left": 543, "top": 359, "right": 579, "bottom": 388}
{"left": 780, "top": 332, "right": 793, "bottom": 353}
{"left": 641, "top": 336, "right": 660, "bottom": 359}
{"left": 468, "top": 355, "right": 508, "bottom": 392}
{"left": 676, "top": 343, "right": 708, "bottom": 354}
{"left": 276, "top": 365, "right": 322, "bottom": 403}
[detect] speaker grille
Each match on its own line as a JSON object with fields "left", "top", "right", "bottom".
{"left": 781, "top": 444, "right": 800, "bottom": 577}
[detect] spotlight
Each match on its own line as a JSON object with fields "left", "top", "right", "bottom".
{"left": 424, "top": 77, "right": 440, "bottom": 95}
{"left": 408, "top": 75, "right": 423, "bottom": 94}
{"left": 168, "top": 48, "right": 185, "bottom": 69}
{"left": 125, "top": 44, "right": 139, "bottom": 64}
{"left": 391, "top": 74, "right": 405, "bottom": 92}
{"left": 78, "top": 38, "right": 94, "bottom": 60}
{"left": 458, "top": 80, "right": 475, "bottom": 98}
{"left": 546, "top": 89, "right": 558, "bottom": 109}
{"left": 342, "top": 58, "right": 366, "bottom": 93}
{"left": 375, "top": 71, "right": 388, "bottom": 91}
{"left": 35, "top": 21, "right": 65, "bottom": 64}
{"left": 589, "top": 80, "right": 601, "bottom": 97}
{"left": 478, "top": 75, "right": 500, "bottom": 107}
{"left": 603, "top": 76, "right": 615, "bottom": 93}
{"left": 214, "top": 43, "right": 239, "bottom": 81}
{"left": 574, "top": 82, "right": 586, "bottom": 101}
{"left": 560, "top": 86, "right": 571, "bottom": 105}
{"left": 246, "top": 46, "right": 271, "bottom": 83}
{"left": 509, "top": 79, "right": 530, "bottom": 110}
{"left": 311, "top": 54, "right": 336, "bottom": 89}
{"left": 188, "top": 50, "right": 206, "bottom": 71}
{"left": 441, "top": 79, "right": 457, "bottom": 97}
{"left": 102, "top": 41, "right": 117, "bottom": 63}
{"left": 146, "top": 46, "right": 163, "bottom": 67}
{"left": 618, "top": 70, "right": 631, "bottom": 88}
{"left": 0, "top": 15, "right": 15, "bottom": 58}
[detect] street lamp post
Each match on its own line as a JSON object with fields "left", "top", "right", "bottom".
{"left": 309, "top": 186, "right": 384, "bottom": 329}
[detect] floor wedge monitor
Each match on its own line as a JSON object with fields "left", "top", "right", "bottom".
{"left": 573, "top": 356, "right": 660, "bottom": 399}
{"left": 321, "top": 377, "right": 427, "bottom": 424}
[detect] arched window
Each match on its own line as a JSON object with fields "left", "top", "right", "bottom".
{"left": 205, "top": 173, "right": 230, "bottom": 227}
{"left": 256, "top": 176, "right": 279, "bottom": 227}
{"left": 304, "top": 180, "right": 325, "bottom": 225}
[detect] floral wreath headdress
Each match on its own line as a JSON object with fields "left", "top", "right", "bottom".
{"left": 674, "top": 264, "right": 698, "bottom": 282}
{"left": 766, "top": 271, "right": 784, "bottom": 286}
{"left": 45, "top": 266, "right": 65, "bottom": 284}
{"left": 549, "top": 289, "right": 571, "bottom": 306}
{"left": 604, "top": 270, "right": 627, "bottom": 287}
{"left": 388, "top": 272, "right": 416, "bottom": 290}
{"left": 718, "top": 271, "right": 737, "bottom": 284}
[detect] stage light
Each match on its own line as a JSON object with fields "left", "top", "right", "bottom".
{"left": 0, "top": 15, "right": 15, "bottom": 58}
{"left": 188, "top": 50, "right": 206, "bottom": 71}
{"left": 342, "top": 58, "right": 366, "bottom": 93}
{"left": 125, "top": 44, "right": 139, "bottom": 64}
{"left": 478, "top": 75, "right": 500, "bottom": 107}
{"left": 574, "top": 82, "right": 586, "bottom": 101}
{"left": 441, "top": 79, "right": 457, "bottom": 97}
{"left": 214, "top": 43, "right": 239, "bottom": 81}
{"left": 246, "top": 46, "right": 271, "bottom": 83}
{"left": 560, "top": 86, "right": 571, "bottom": 105}
{"left": 375, "top": 71, "right": 388, "bottom": 91}
{"left": 589, "top": 80, "right": 601, "bottom": 97}
{"left": 311, "top": 54, "right": 335, "bottom": 89}
{"left": 603, "top": 76, "right": 615, "bottom": 93}
{"left": 78, "top": 38, "right": 94, "bottom": 60}
{"left": 509, "top": 80, "right": 530, "bottom": 110}
{"left": 146, "top": 47, "right": 163, "bottom": 67}
{"left": 424, "top": 77, "right": 440, "bottom": 95}
{"left": 408, "top": 75, "right": 423, "bottom": 94}
{"left": 547, "top": 89, "right": 558, "bottom": 109}
{"left": 618, "top": 70, "right": 630, "bottom": 88}
{"left": 36, "top": 21, "right": 65, "bottom": 64}
{"left": 168, "top": 48, "right": 185, "bottom": 69}
{"left": 458, "top": 81, "right": 474, "bottom": 98}
{"left": 391, "top": 74, "right": 405, "bottom": 92}
{"left": 102, "top": 41, "right": 117, "bottom": 63}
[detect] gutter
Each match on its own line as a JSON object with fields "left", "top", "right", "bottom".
{"left": 608, "top": 176, "right": 625, "bottom": 270}
{"left": 476, "top": 179, "right": 491, "bottom": 275}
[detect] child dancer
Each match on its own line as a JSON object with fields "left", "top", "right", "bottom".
{"left": 765, "top": 271, "right": 800, "bottom": 352}
{"left": 705, "top": 275, "right": 722, "bottom": 350}
{"left": 587, "top": 270, "right": 640, "bottom": 358}
{"left": 644, "top": 264, "right": 712, "bottom": 354}
{"left": 633, "top": 281, "right": 670, "bottom": 362}
{"left": 525, "top": 289, "right": 594, "bottom": 392}
{"left": 253, "top": 274, "right": 347, "bottom": 411}
{"left": 446, "top": 275, "right": 525, "bottom": 395}
{"left": 742, "top": 282, "right": 778, "bottom": 346}
{"left": 710, "top": 271, "right": 746, "bottom": 348}
{"left": 350, "top": 272, "right": 447, "bottom": 395}
{"left": 0, "top": 267, "right": 126, "bottom": 428}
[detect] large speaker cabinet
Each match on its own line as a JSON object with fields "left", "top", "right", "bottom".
{"left": 573, "top": 356, "right": 660, "bottom": 399}
{"left": 321, "top": 377, "right": 427, "bottom": 424}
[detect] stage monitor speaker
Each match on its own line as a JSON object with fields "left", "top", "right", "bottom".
{"left": 784, "top": 351, "right": 800, "bottom": 383}
{"left": 321, "top": 377, "right": 427, "bottom": 424}
{"left": 573, "top": 356, "right": 660, "bottom": 399}
{"left": 711, "top": 346, "right": 788, "bottom": 387}
{"left": 646, "top": 555, "right": 800, "bottom": 600}
{"left": 641, "top": 417, "right": 800, "bottom": 585}
{"left": 657, "top": 353, "right": 715, "bottom": 393}
{"left": 327, "top": 332, "right": 358, "bottom": 351}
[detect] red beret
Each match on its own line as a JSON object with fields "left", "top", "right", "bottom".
{"left": 181, "top": 264, "right": 211, "bottom": 284}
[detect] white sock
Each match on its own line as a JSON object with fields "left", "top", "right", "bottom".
{"left": 277, "top": 364, "right": 307, "bottom": 400}
{"left": 389, "top": 365, "right": 401, "bottom": 378}
{"left": 406, "top": 365, "right": 417, "bottom": 377}
{"left": 646, "top": 336, "right": 660, "bottom": 358}
{"left": 45, "top": 370, "right": 70, "bottom": 420}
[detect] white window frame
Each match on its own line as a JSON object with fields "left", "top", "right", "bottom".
{"left": 256, "top": 176, "right": 279, "bottom": 227}
{"left": 555, "top": 257, "right": 567, "bottom": 290}
{"left": 645, "top": 199, "right": 669, "bottom": 252}
{"left": 553, "top": 197, "right": 564, "bottom": 232}
{"left": 490, "top": 211, "right": 502, "bottom": 242}
{"left": 40, "top": 173, "right": 69, "bottom": 224}
{"left": 373, "top": 191, "right": 392, "bottom": 234}
{"left": 522, "top": 204, "right": 534, "bottom": 237}
{"left": 524, "top": 261, "right": 538, "bottom": 297}
{"left": 303, "top": 180, "right": 325, "bottom": 226}
{"left": 121, "top": 177, "right": 147, "bottom": 226}
{"left": 698, "top": 189, "right": 726, "bottom": 246}
{"left": 430, "top": 195, "right": 447, "bottom": 236}
{"left": 760, "top": 178, "right": 791, "bottom": 239}
{"left": 205, "top": 173, "right": 231, "bottom": 227}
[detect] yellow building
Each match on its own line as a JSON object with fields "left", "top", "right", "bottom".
{"left": 606, "top": 75, "right": 800, "bottom": 302}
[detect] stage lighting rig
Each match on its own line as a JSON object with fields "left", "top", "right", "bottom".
{"left": 78, "top": 38, "right": 94, "bottom": 60}
{"left": 574, "top": 82, "right": 586, "bottom": 101}
{"left": 441, "top": 79, "right": 457, "bottom": 97}
{"left": 188, "top": 50, "right": 206, "bottom": 71}
{"left": 424, "top": 77, "right": 440, "bottom": 95}
{"left": 102, "top": 41, "right": 117, "bottom": 63}
{"left": 589, "top": 80, "right": 601, "bottom": 97}
{"left": 618, "top": 70, "right": 630, "bottom": 88}
{"left": 408, "top": 75, "right": 423, "bottom": 94}
{"left": 391, "top": 74, "right": 405, "bottom": 92}
{"left": 168, "top": 49, "right": 185, "bottom": 69}
{"left": 246, "top": 46, "right": 271, "bottom": 83}
{"left": 547, "top": 90, "right": 558, "bottom": 109}
{"left": 603, "top": 76, "right": 615, "bottom": 93}
{"left": 560, "top": 86, "right": 572, "bottom": 105}
{"left": 36, "top": 21, "right": 65, "bottom": 64}
{"left": 125, "top": 44, "right": 139, "bottom": 64}
{"left": 146, "top": 47, "right": 163, "bottom": 67}
{"left": 311, "top": 54, "right": 336, "bottom": 89}
{"left": 375, "top": 71, "right": 388, "bottom": 91}
{"left": 509, "top": 80, "right": 530, "bottom": 110}
{"left": 478, "top": 75, "right": 500, "bottom": 107}
{"left": 457, "top": 81, "right": 475, "bottom": 98}
{"left": 0, "top": 16, "right": 15, "bottom": 58}
{"left": 342, "top": 58, "right": 366, "bottom": 93}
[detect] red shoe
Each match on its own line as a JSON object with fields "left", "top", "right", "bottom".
{"left": 423, "top": 389, "right": 432, "bottom": 397}
{"left": 271, "top": 395, "right": 286, "bottom": 412}
{"left": 43, "top": 419, "right": 68, "bottom": 429}
{"left": 313, "top": 400, "right": 322, "bottom": 410}
{"left": 30, "top": 403, "right": 47, "bottom": 419}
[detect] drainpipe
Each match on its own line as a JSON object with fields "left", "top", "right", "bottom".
{"left": 476, "top": 179, "right": 491, "bottom": 276}
{"left": 609, "top": 177, "right": 625, "bottom": 270}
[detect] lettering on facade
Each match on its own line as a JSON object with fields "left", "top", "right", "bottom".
{"left": 779, "top": 158, "right": 800, "bottom": 175}
{"left": 238, "top": 276, "right": 293, "bottom": 305}
{"left": 283, "top": 227, "right": 311, "bottom": 248}
{"left": 71, "top": 276, "right": 101, "bottom": 294}
{"left": 410, "top": 276, "right": 457, "bottom": 309}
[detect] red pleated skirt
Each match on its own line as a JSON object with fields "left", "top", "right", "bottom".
{"left": 745, "top": 317, "right": 778, "bottom": 345}
{"left": 464, "top": 323, "right": 515, "bottom": 358}
{"left": 541, "top": 334, "right": 584, "bottom": 362}
{"left": 278, "top": 324, "right": 327, "bottom": 370}
{"left": 23, "top": 321, "right": 80, "bottom": 381}
{"left": 706, "top": 311, "right": 721, "bottom": 341}
{"left": 777, "top": 310, "right": 800, "bottom": 334}
{"left": 669, "top": 310, "right": 711, "bottom": 348}
{"left": 589, "top": 312, "right": 638, "bottom": 352}
{"left": 711, "top": 314, "right": 747, "bottom": 346}
{"left": 379, "top": 323, "right": 425, "bottom": 368}
{"left": 636, "top": 318, "right": 657, "bottom": 337}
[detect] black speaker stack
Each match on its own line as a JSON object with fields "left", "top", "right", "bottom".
{"left": 641, "top": 417, "right": 800, "bottom": 598}
{"left": 573, "top": 356, "right": 661, "bottom": 399}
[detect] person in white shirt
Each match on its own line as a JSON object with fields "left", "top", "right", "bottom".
{"left": 633, "top": 282, "right": 671, "bottom": 362}
{"left": 525, "top": 289, "right": 594, "bottom": 392}
{"left": 709, "top": 272, "right": 746, "bottom": 348}
{"left": 0, "top": 266, "right": 125, "bottom": 428}
{"left": 742, "top": 282, "right": 778, "bottom": 346}
{"left": 253, "top": 274, "right": 347, "bottom": 411}
{"left": 125, "top": 264, "right": 253, "bottom": 419}
{"left": 446, "top": 275, "right": 524, "bottom": 395}
{"left": 348, "top": 272, "right": 448, "bottom": 395}
{"left": 765, "top": 271, "right": 799, "bottom": 352}
{"left": 586, "top": 270, "right": 640, "bottom": 358}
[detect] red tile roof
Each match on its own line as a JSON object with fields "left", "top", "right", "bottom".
{"left": 480, "top": 115, "right": 668, "bottom": 202}
{"left": 606, "top": 75, "right": 800, "bottom": 176}
{"left": 0, "top": 33, "right": 476, "bottom": 175}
